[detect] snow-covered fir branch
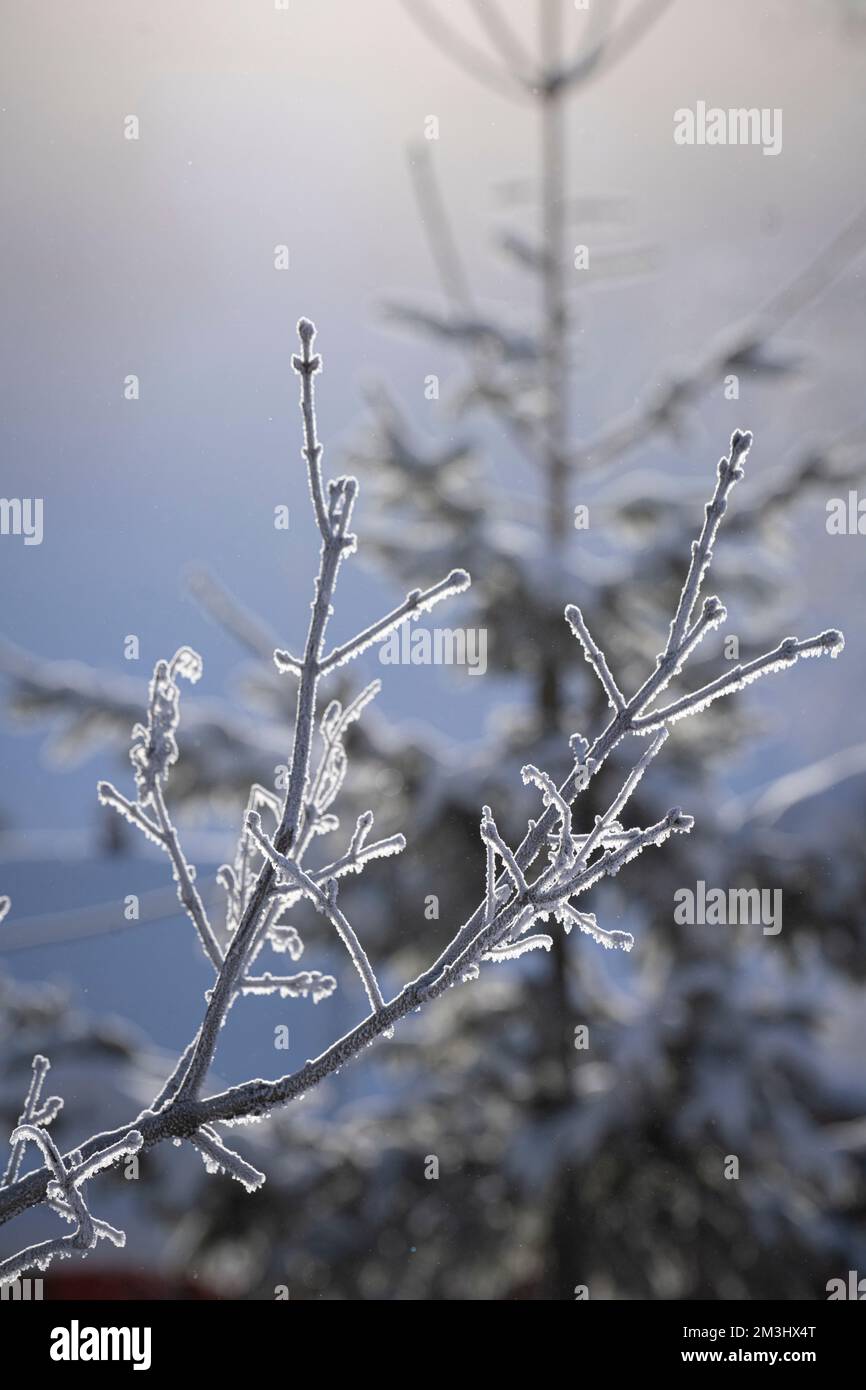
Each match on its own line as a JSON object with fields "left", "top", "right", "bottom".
{"left": 0, "top": 330, "right": 843, "bottom": 1283}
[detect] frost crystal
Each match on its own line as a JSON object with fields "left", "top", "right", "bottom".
{"left": 130, "top": 648, "right": 202, "bottom": 802}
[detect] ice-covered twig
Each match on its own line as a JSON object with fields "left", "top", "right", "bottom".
{"left": 96, "top": 780, "right": 162, "bottom": 845}
{"left": 97, "top": 638, "right": 224, "bottom": 971}
{"left": 63, "top": 1132, "right": 143, "bottom": 1189}
{"left": 2, "top": 1054, "right": 62, "bottom": 1190}
{"left": 317, "top": 569, "right": 471, "bottom": 673}
{"left": 480, "top": 805, "right": 529, "bottom": 898}
{"left": 482, "top": 933, "right": 553, "bottom": 962}
{"left": 0, "top": 1124, "right": 141, "bottom": 1286}
{"left": 272, "top": 649, "right": 304, "bottom": 677}
{"left": 293, "top": 317, "right": 331, "bottom": 543}
{"left": 537, "top": 808, "right": 695, "bottom": 906}
{"left": 634, "top": 632, "right": 845, "bottom": 733}
{"left": 556, "top": 905, "right": 634, "bottom": 954}
{"left": 150, "top": 780, "right": 223, "bottom": 968}
{"left": 572, "top": 730, "right": 668, "bottom": 869}
{"left": 189, "top": 1126, "right": 266, "bottom": 1193}
{"left": 292, "top": 684, "right": 383, "bottom": 856}
{"left": 673, "top": 595, "right": 727, "bottom": 672}
{"left": 565, "top": 603, "right": 626, "bottom": 712}
{"left": 240, "top": 971, "right": 337, "bottom": 1003}
{"left": 129, "top": 647, "right": 202, "bottom": 802}
{"left": 151, "top": 1039, "right": 198, "bottom": 1114}
{"left": 483, "top": 822, "right": 497, "bottom": 927}
{"left": 98, "top": 771, "right": 221, "bottom": 970}
{"left": 665, "top": 429, "right": 751, "bottom": 655}
{"left": 313, "top": 831, "right": 406, "bottom": 883}
{"left": 246, "top": 811, "right": 386, "bottom": 1016}
{"left": 521, "top": 764, "right": 574, "bottom": 868}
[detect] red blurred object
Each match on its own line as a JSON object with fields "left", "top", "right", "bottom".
{"left": 45, "top": 1269, "right": 219, "bottom": 1300}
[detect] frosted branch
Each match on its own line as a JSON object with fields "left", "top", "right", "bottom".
{"left": 151, "top": 1039, "right": 199, "bottom": 1113}
{"left": 665, "top": 429, "right": 751, "bottom": 656}
{"left": 64, "top": 1132, "right": 143, "bottom": 1188}
{"left": 318, "top": 569, "right": 471, "bottom": 673}
{"left": 539, "top": 808, "right": 695, "bottom": 907}
{"left": 633, "top": 631, "right": 844, "bottom": 733}
{"left": 480, "top": 805, "right": 528, "bottom": 898}
{"left": 240, "top": 971, "right": 337, "bottom": 1003}
{"left": 482, "top": 933, "right": 553, "bottom": 963}
{"left": 273, "top": 649, "right": 304, "bottom": 676}
{"left": 96, "top": 780, "right": 163, "bottom": 846}
{"left": 129, "top": 647, "right": 202, "bottom": 802}
{"left": 2, "top": 1055, "right": 61, "bottom": 1190}
{"left": 0, "top": 1125, "right": 141, "bottom": 1286}
{"left": 246, "top": 812, "right": 387, "bottom": 1018}
{"left": 565, "top": 604, "right": 626, "bottom": 712}
{"left": 483, "top": 826, "right": 497, "bottom": 927}
{"left": 313, "top": 831, "right": 406, "bottom": 883}
{"left": 573, "top": 730, "right": 669, "bottom": 869}
{"left": 150, "top": 781, "right": 222, "bottom": 969}
{"left": 556, "top": 905, "right": 634, "bottom": 954}
{"left": 292, "top": 317, "right": 331, "bottom": 543}
{"left": 189, "top": 1126, "right": 266, "bottom": 1193}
